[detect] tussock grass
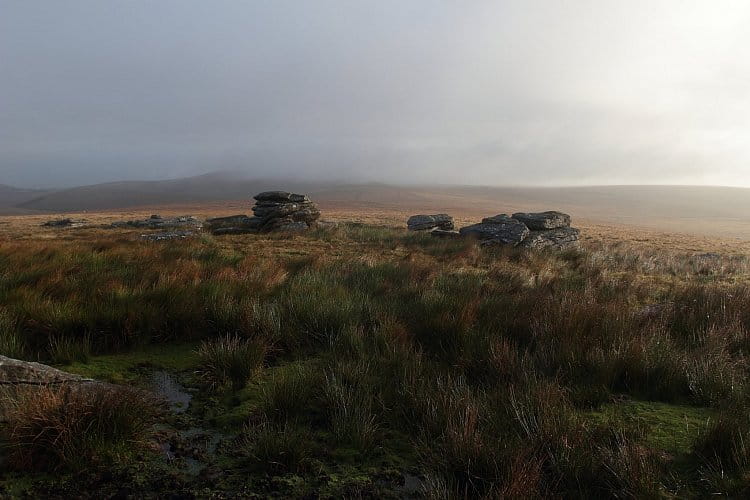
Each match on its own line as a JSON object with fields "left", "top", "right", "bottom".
{"left": 1, "top": 384, "right": 156, "bottom": 472}
{"left": 239, "top": 420, "right": 313, "bottom": 473}
{"left": 197, "top": 334, "right": 268, "bottom": 390}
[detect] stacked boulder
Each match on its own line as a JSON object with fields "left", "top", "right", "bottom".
{"left": 459, "top": 211, "right": 579, "bottom": 250}
{"left": 207, "top": 191, "right": 320, "bottom": 235}
{"left": 407, "top": 214, "right": 455, "bottom": 232}
{"left": 513, "top": 211, "right": 580, "bottom": 250}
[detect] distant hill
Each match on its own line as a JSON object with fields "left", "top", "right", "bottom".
{"left": 0, "top": 184, "right": 51, "bottom": 214}
{"left": 4, "top": 173, "right": 750, "bottom": 239}
{"left": 13, "top": 173, "right": 324, "bottom": 212}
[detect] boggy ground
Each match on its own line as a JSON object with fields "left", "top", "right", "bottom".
{"left": 1, "top": 222, "right": 750, "bottom": 497}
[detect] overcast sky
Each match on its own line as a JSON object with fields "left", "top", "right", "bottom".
{"left": 2, "top": 1, "right": 750, "bottom": 188}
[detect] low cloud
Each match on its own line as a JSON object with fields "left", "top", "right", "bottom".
{"left": 2, "top": 0, "right": 749, "bottom": 188}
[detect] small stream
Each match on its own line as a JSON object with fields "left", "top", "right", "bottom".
{"left": 149, "top": 370, "right": 228, "bottom": 478}
{"left": 150, "top": 370, "right": 192, "bottom": 413}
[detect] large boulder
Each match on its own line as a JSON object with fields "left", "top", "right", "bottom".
{"left": 407, "top": 214, "right": 454, "bottom": 232}
{"left": 0, "top": 355, "right": 93, "bottom": 386}
{"left": 459, "top": 215, "right": 530, "bottom": 246}
{"left": 520, "top": 227, "right": 580, "bottom": 250}
{"left": 0, "top": 355, "right": 97, "bottom": 421}
{"left": 511, "top": 211, "right": 571, "bottom": 230}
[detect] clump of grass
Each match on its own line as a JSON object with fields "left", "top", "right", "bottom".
{"left": 197, "top": 334, "right": 267, "bottom": 390}
{"left": 323, "top": 364, "right": 379, "bottom": 451}
{"left": 694, "top": 408, "right": 750, "bottom": 473}
{"left": 0, "top": 311, "right": 26, "bottom": 359}
{"left": 1, "top": 384, "right": 156, "bottom": 471}
{"left": 260, "top": 363, "right": 322, "bottom": 423}
{"left": 47, "top": 334, "right": 92, "bottom": 364}
{"left": 239, "top": 420, "right": 313, "bottom": 474}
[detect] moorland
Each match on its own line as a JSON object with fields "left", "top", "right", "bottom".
{"left": 2, "top": 199, "right": 750, "bottom": 497}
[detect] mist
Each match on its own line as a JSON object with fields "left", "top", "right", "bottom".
{"left": 2, "top": 1, "right": 750, "bottom": 189}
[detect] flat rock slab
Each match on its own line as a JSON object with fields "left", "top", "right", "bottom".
{"left": 0, "top": 355, "right": 93, "bottom": 387}
{"left": 459, "top": 217, "right": 530, "bottom": 246}
{"left": 254, "top": 191, "right": 309, "bottom": 203}
{"left": 111, "top": 215, "right": 202, "bottom": 230}
{"left": 141, "top": 231, "right": 196, "bottom": 242}
{"left": 407, "top": 214, "right": 454, "bottom": 231}
{"left": 512, "top": 211, "right": 571, "bottom": 230}
{"left": 520, "top": 227, "right": 580, "bottom": 250}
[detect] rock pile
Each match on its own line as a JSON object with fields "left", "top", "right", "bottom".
{"left": 111, "top": 215, "right": 202, "bottom": 230}
{"left": 407, "top": 214, "right": 454, "bottom": 232}
{"left": 42, "top": 218, "right": 87, "bottom": 228}
{"left": 207, "top": 191, "right": 320, "bottom": 235}
{"left": 459, "top": 211, "right": 579, "bottom": 250}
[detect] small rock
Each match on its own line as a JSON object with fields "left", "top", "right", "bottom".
{"left": 511, "top": 211, "right": 571, "bottom": 230}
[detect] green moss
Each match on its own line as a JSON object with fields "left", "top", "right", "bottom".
{"left": 60, "top": 342, "right": 200, "bottom": 383}
{"left": 592, "top": 400, "right": 713, "bottom": 456}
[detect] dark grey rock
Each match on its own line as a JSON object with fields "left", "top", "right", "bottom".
{"left": 252, "top": 202, "right": 306, "bottom": 219}
{"left": 511, "top": 211, "right": 571, "bottom": 230}
{"left": 407, "top": 214, "right": 454, "bottom": 231}
{"left": 206, "top": 215, "right": 263, "bottom": 235}
{"left": 481, "top": 214, "right": 515, "bottom": 224}
{"left": 0, "top": 355, "right": 94, "bottom": 386}
{"left": 519, "top": 227, "right": 580, "bottom": 250}
{"left": 430, "top": 229, "right": 461, "bottom": 239}
{"left": 205, "top": 214, "right": 256, "bottom": 229}
{"left": 275, "top": 221, "right": 309, "bottom": 232}
{"left": 290, "top": 193, "right": 310, "bottom": 203}
{"left": 459, "top": 218, "right": 530, "bottom": 246}
{"left": 42, "top": 218, "right": 74, "bottom": 227}
{"left": 254, "top": 191, "right": 293, "bottom": 202}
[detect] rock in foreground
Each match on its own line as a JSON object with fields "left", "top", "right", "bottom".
{"left": 407, "top": 214, "right": 454, "bottom": 231}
